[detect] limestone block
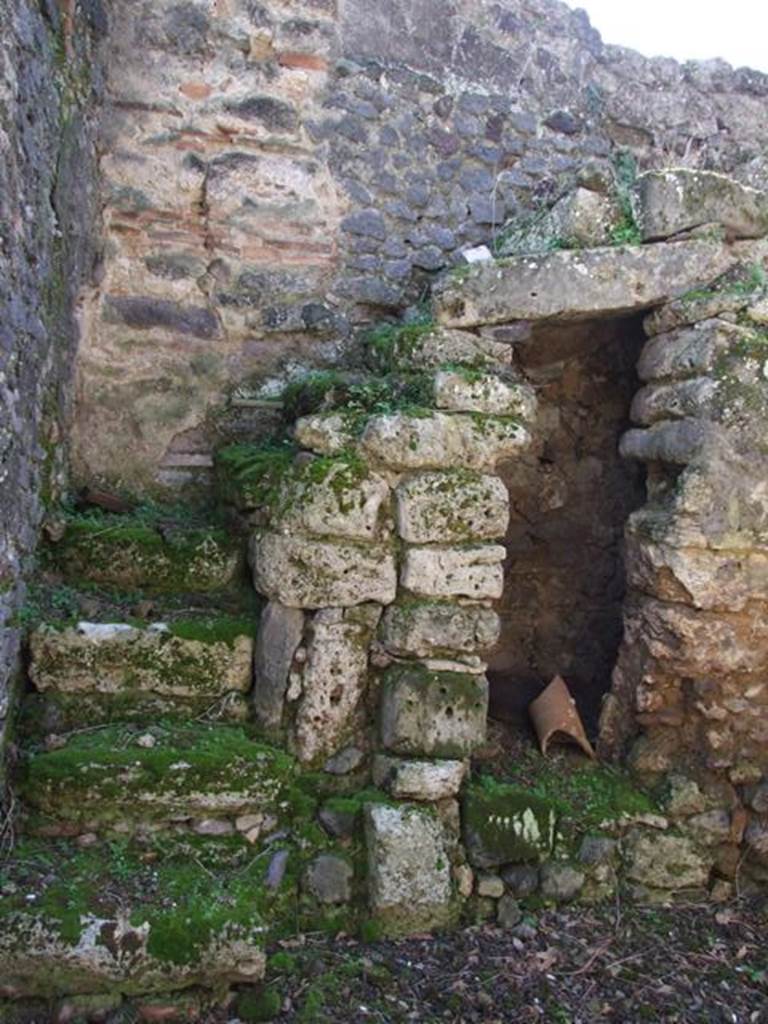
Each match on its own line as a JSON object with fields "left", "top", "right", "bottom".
{"left": 0, "top": 912, "right": 265, "bottom": 999}
{"left": 293, "top": 605, "right": 381, "bottom": 764}
{"left": 497, "top": 187, "right": 622, "bottom": 256}
{"left": 380, "top": 601, "right": 501, "bottom": 658}
{"left": 630, "top": 378, "right": 718, "bottom": 425}
{"left": 54, "top": 523, "right": 240, "bottom": 593}
{"left": 462, "top": 781, "right": 556, "bottom": 868}
{"left": 253, "top": 602, "right": 305, "bottom": 732}
{"left": 634, "top": 169, "right": 768, "bottom": 242}
{"left": 29, "top": 622, "right": 253, "bottom": 698}
{"left": 274, "top": 460, "right": 391, "bottom": 542}
{"left": 637, "top": 320, "right": 750, "bottom": 382}
{"left": 293, "top": 412, "right": 357, "bottom": 455}
{"left": 644, "top": 291, "right": 757, "bottom": 338}
{"left": 434, "top": 241, "right": 745, "bottom": 328}
{"left": 624, "top": 535, "right": 768, "bottom": 611}
{"left": 360, "top": 412, "right": 530, "bottom": 472}
{"left": 379, "top": 665, "right": 488, "bottom": 757}
{"left": 623, "top": 830, "right": 711, "bottom": 889}
{"left": 395, "top": 471, "right": 509, "bottom": 543}
{"left": 395, "top": 327, "right": 513, "bottom": 369}
{"left": 372, "top": 754, "right": 467, "bottom": 800}
{"left": 400, "top": 545, "right": 506, "bottom": 600}
{"left": 364, "top": 803, "right": 455, "bottom": 935}
{"left": 434, "top": 370, "right": 537, "bottom": 418}
{"left": 251, "top": 533, "right": 397, "bottom": 609}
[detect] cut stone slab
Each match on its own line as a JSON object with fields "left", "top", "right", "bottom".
{"left": 253, "top": 602, "right": 305, "bottom": 733}
{"left": 636, "top": 319, "right": 751, "bottom": 382}
{"left": 380, "top": 601, "right": 501, "bottom": 658}
{"left": 395, "top": 471, "right": 509, "bottom": 543}
{"left": 433, "top": 371, "right": 537, "bottom": 418}
{"left": 372, "top": 754, "right": 467, "bottom": 800}
{"left": 19, "top": 725, "right": 295, "bottom": 835}
{"left": 251, "top": 533, "right": 397, "bottom": 609}
{"left": 624, "top": 535, "right": 768, "bottom": 612}
{"left": 293, "top": 605, "right": 381, "bottom": 764}
{"left": 434, "top": 241, "right": 746, "bottom": 328}
{"left": 620, "top": 420, "right": 721, "bottom": 466}
{"left": 400, "top": 545, "right": 506, "bottom": 600}
{"left": 634, "top": 170, "right": 768, "bottom": 242}
{"left": 272, "top": 459, "right": 391, "bottom": 542}
{"left": 53, "top": 523, "right": 240, "bottom": 593}
{"left": 0, "top": 910, "right": 265, "bottom": 999}
{"left": 379, "top": 664, "right": 488, "bottom": 758}
{"left": 462, "top": 781, "right": 557, "bottom": 868}
{"left": 364, "top": 803, "right": 455, "bottom": 935}
{"left": 304, "top": 854, "right": 353, "bottom": 904}
{"left": 386, "top": 326, "right": 513, "bottom": 369}
{"left": 623, "top": 829, "right": 711, "bottom": 889}
{"left": 360, "top": 412, "right": 530, "bottom": 471}
{"left": 29, "top": 621, "right": 253, "bottom": 699}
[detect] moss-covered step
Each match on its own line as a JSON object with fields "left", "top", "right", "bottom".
{"left": 26, "top": 619, "right": 254, "bottom": 730}
{"left": 462, "top": 778, "right": 557, "bottom": 868}
{"left": 16, "top": 724, "right": 297, "bottom": 837}
{"left": 50, "top": 520, "right": 241, "bottom": 593}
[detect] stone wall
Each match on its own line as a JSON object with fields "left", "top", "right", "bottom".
{"left": 74, "top": 0, "right": 768, "bottom": 494}
{"left": 0, "top": 0, "right": 101, "bottom": 785}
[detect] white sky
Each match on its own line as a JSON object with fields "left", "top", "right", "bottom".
{"left": 564, "top": 1, "right": 768, "bottom": 72}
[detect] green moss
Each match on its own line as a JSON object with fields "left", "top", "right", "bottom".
{"left": 168, "top": 615, "right": 257, "bottom": 646}
{"left": 237, "top": 988, "right": 282, "bottom": 1022}
{"left": 362, "top": 314, "right": 436, "bottom": 374}
{"left": 463, "top": 778, "right": 557, "bottom": 865}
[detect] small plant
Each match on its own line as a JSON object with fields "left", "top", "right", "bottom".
{"left": 609, "top": 150, "right": 642, "bottom": 246}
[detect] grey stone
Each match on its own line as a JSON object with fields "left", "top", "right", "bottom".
{"left": 253, "top": 602, "right": 305, "bottom": 732}
{"left": 319, "top": 805, "right": 358, "bottom": 838}
{"left": 540, "top": 864, "right": 585, "bottom": 902}
{"left": 497, "top": 894, "right": 523, "bottom": 928}
{"left": 103, "top": 295, "right": 219, "bottom": 339}
{"left": 379, "top": 665, "right": 488, "bottom": 758}
{"left": 335, "top": 275, "right": 402, "bottom": 307}
{"left": 266, "top": 850, "right": 290, "bottom": 890}
{"left": 434, "top": 241, "right": 749, "bottom": 328}
{"left": 635, "top": 169, "right": 768, "bottom": 241}
{"left": 500, "top": 864, "right": 540, "bottom": 897}
{"left": 365, "top": 803, "right": 454, "bottom": 935}
{"left": 324, "top": 746, "right": 365, "bottom": 775}
{"left": 305, "top": 854, "right": 353, "bottom": 904}
{"left": 544, "top": 110, "right": 582, "bottom": 134}
{"left": 412, "top": 245, "right": 446, "bottom": 270}
{"left": 578, "top": 836, "right": 618, "bottom": 866}
{"left": 224, "top": 96, "right": 298, "bottom": 131}
{"left": 340, "top": 208, "right": 387, "bottom": 239}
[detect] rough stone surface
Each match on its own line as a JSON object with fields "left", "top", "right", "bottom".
{"left": 477, "top": 873, "right": 505, "bottom": 899}
{"left": 253, "top": 602, "right": 305, "bottom": 733}
{"left": 379, "top": 665, "right": 488, "bottom": 758}
{"left": 304, "top": 854, "right": 354, "bottom": 904}
{"left": 293, "top": 605, "right": 381, "bottom": 764}
{"left": 380, "top": 602, "right": 500, "bottom": 659}
{"left": 365, "top": 803, "right": 454, "bottom": 935}
{"left": 273, "top": 461, "right": 391, "bottom": 542}
{"left": 434, "top": 371, "right": 537, "bottom": 418}
{"left": 397, "top": 328, "right": 513, "bottom": 369}
{"left": 0, "top": 913, "right": 265, "bottom": 998}
{"left": 395, "top": 471, "right": 509, "bottom": 543}
{"left": 251, "top": 533, "right": 397, "bottom": 609}
{"left": 540, "top": 864, "right": 586, "bottom": 902}
{"left": 360, "top": 413, "right": 530, "bottom": 472}
{"left": 623, "top": 831, "right": 711, "bottom": 890}
{"left": 634, "top": 170, "right": 768, "bottom": 241}
{"left": 372, "top": 755, "right": 467, "bottom": 800}
{"left": 500, "top": 864, "right": 540, "bottom": 897}
{"left": 401, "top": 545, "right": 506, "bottom": 600}
{"left": 294, "top": 414, "right": 357, "bottom": 457}
{"left": 435, "top": 242, "right": 749, "bottom": 327}
{"left": 497, "top": 894, "right": 523, "bottom": 929}
{"left": 30, "top": 623, "right": 253, "bottom": 700}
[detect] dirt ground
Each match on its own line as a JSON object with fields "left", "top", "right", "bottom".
{"left": 223, "top": 899, "right": 767, "bottom": 1024}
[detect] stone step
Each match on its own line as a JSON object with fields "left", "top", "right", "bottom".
{"left": 0, "top": 834, "right": 270, "bottom": 1001}
{"left": 24, "top": 618, "right": 256, "bottom": 735}
{"left": 16, "top": 724, "right": 296, "bottom": 839}
{"left": 49, "top": 517, "right": 241, "bottom": 593}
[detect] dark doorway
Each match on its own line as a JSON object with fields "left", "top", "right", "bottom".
{"left": 488, "top": 314, "right": 647, "bottom": 737}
